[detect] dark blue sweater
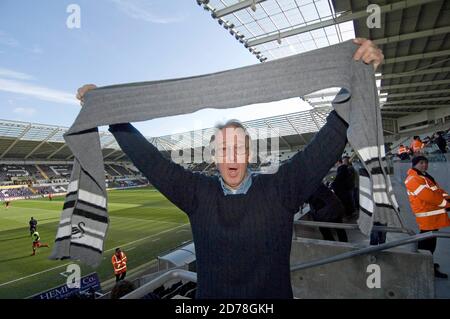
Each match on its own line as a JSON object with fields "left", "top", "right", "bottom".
{"left": 109, "top": 111, "right": 348, "bottom": 299}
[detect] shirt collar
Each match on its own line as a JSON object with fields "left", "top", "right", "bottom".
{"left": 219, "top": 169, "right": 254, "bottom": 195}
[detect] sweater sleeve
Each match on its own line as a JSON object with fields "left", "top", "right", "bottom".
{"left": 272, "top": 111, "right": 348, "bottom": 213}
{"left": 108, "top": 123, "right": 200, "bottom": 215}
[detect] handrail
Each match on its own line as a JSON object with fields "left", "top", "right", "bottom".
{"left": 294, "top": 220, "right": 416, "bottom": 235}
{"left": 290, "top": 231, "right": 450, "bottom": 272}
{"left": 121, "top": 269, "right": 197, "bottom": 299}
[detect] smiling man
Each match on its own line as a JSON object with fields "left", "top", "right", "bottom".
{"left": 77, "top": 38, "right": 384, "bottom": 298}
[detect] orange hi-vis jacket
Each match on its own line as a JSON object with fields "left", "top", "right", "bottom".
{"left": 405, "top": 168, "right": 450, "bottom": 231}
{"left": 112, "top": 252, "right": 127, "bottom": 275}
{"left": 410, "top": 140, "right": 424, "bottom": 153}
{"left": 398, "top": 146, "right": 409, "bottom": 155}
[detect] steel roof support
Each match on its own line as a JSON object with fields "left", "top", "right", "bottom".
{"left": 0, "top": 124, "right": 32, "bottom": 159}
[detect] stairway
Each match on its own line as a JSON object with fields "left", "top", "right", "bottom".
{"left": 35, "top": 165, "right": 48, "bottom": 180}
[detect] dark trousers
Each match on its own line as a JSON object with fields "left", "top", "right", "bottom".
{"left": 337, "top": 192, "right": 355, "bottom": 217}
{"left": 319, "top": 227, "right": 348, "bottom": 242}
{"left": 115, "top": 272, "right": 126, "bottom": 282}
{"left": 318, "top": 218, "right": 348, "bottom": 242}
{"left": 370, "top": 222, "right": 387, "bottom": 245}
{"left": 418, "top": 230, "right": 438, "bottom": 254}
{"left": 353, "top": 187, "right": 359, "bottom": 212}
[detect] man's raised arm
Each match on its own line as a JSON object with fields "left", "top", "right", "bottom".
{"left": 108, "top": 123, "right": 200, "bottom": 215}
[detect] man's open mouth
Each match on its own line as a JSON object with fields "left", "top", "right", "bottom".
{"left": 228, "top": 167, "right": 239, "bottom": 177}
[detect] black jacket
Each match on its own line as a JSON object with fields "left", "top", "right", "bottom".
{"left": 307, "top": 184, "right": 345, "bottom": 222}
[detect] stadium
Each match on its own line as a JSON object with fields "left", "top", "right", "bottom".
{"left": 1, "top": 0, "right": 450, "bottom": 302}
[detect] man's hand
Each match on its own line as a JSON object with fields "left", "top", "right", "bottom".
{"left": 76, "top": 84, "right": 97, "bottom": 106}
{"left": 352, "top": 38, "right": 384, "bottom": 71}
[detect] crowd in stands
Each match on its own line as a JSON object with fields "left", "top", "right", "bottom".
{"left": 0, "top": 163, "right": 148, "bottom": 200}
{"left": 0, "top": 187, "right": 34, "bottom": 200}
{"left": 397, "top": 129, "right": 449, "bottom": 160}
{"left": 33, "top": 185, "right": 67, "bottom": 195}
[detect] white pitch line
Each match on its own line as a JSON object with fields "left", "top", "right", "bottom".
{"left": 0, "top": 223, "right": 190, "bottom": 288}
{"left": 109, "top": 215, "right": 185, "bottom": 226}
{"left": 0, "top": 263, "right": 72, "bottom": 288}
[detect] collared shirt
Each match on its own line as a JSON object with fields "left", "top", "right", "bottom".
{"left": 219, "top": 169, "right": 254, "bottom": 195}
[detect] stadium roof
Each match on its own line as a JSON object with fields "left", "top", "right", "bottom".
{"left": 196, "top": 0, "right": 450, "bottom": 130}
{"left": 0, "top": 106, "right": 331, "bottom": 161}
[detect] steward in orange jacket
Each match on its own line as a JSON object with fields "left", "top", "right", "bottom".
{"left": 410, "top": 136, "right": 425, "bottom": 154}
{"left": 397, "top": 145, "right": 410, "bottom": 160}
{"left": 112, "top": 248, "right": 127, "bottom": 282}
{"left": 405, "top": 156, "right": 450, "bottom": 278}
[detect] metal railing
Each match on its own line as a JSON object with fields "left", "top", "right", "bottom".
{"left": 121, "top": 269, "right": 197, "bottom": 299}
{"left": 294, "top": 220, "right": 416, "bottom": 235}
{"left": 290, "top": 231, "right": 450, "bottom": 272}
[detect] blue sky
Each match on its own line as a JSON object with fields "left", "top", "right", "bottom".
{"left": 0, "top": 0, "right": 311, "bottom": 137}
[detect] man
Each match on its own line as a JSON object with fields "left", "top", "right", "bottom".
{"left": 77, "top": 38, "right": 383, "bottom": 298}
{"left": 31, "top": 230, "right": 49, "bottom": 256}
{"left": 410, "top": 136, "right": 425, "bottom": 155}
{"left": 29, "top": 217, "right": 37, "bottom": 236}
{"left": 397, "top": 144, "right": 410, "bottom": 160}
{"left": 306, "top": 183, "right": 348, "bottom": 242}
{"left": 112, "top": 248, "right": 127, "bottom": 282}
{"left": 331, "top": 156, "right": 355, "bottom": 218}
{"left": 405, "top": 156, "right": 450, "bottom": 278}
{"left": 433, "top": 132, "right": 447, "bottom": 154}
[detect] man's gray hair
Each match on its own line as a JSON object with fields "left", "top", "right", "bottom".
{"left": 210, "top": 119, "right": 251, "bottom": 149}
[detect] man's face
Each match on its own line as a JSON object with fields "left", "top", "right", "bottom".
{"left": 414, "top": 160, "right": 428, "bottom": 173}
{"left": 342, "top": 158, "right": 350, "bottom": 165}
{"left": 214, "top": 126, "right": 249, "bottom": 189}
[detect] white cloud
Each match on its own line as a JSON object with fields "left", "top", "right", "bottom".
{"left": 0, "top": 67, "right": 34, "bottom": 80}
{"left": 13, "top": 107, "right": 36, "bottom": 117}
{"left": 0, "top": 78, "right": 78, "bottom": 105}
{"left": 111, "top": 0, "right": 185, "bottom": 24}
{"left": 0, "top": 30, "right": 19, "bottom": 47}
{"left": 30, "top": 45, "right": 44, "bottom": 55}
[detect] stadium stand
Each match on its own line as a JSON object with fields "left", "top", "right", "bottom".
{"left": 0, "top": 187, "right": 34, "bottom": 200}
{"left": 3, "top": 0, "right": 450, "bottom": 301}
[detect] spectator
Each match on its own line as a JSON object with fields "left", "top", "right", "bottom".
{"left": 432, "top": 132, "right": 447, "bottom": 154}
{"left": 306, "top": 183, "right": 348, "bottom": 242}
{"left": 77, "top": 38, "right": 384, "bottom": 298}
{"left": 404, "top": 156, "right": 450, "bottom": 278}
{"left": 331, "top": 156, "right": 355, "bottom": 218}
{"left": 110, "top": 280, "right": 135, "bottom": 299}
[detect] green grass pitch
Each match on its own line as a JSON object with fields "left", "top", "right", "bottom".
{"left": 0, "top": 187, "right": 192, "bottom": 299}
